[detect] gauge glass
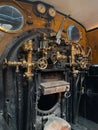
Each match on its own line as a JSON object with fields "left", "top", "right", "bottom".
{"left": 36, "top": 3, "right": 46, "bottom": 14}
{"left": 48, "top": 7, "right": 56, "bottom": 17}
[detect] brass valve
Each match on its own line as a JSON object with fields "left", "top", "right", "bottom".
{"left": 51, "top": 51, "right": 67, "bottom": 64}
{"left": 4, "top": 40, "right": 48, "bottom": 78}
{"left": 37, "top": 57, "right": 48, "bottom": 70}
{"left": 56, "top": 51, "right": 67, "bottom": 61}
{"left": 5, "top": 40, "right": 35, "bottom": 77}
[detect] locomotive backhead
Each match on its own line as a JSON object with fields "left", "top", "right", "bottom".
{"left": 0, "top": 1, "right": 91, "bottom": 130}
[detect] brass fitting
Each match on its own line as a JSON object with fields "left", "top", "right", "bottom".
{"left": 5, "top": 40, "right": 35, "bottom": 78}
{"left": 56, "top": 51, "right": 67, "bottom": 61}
{"left": 4, "top": 40, "right": 48, "bottom": 78}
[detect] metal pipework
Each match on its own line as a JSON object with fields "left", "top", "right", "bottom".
{"left": 51, "top": 51, "right": 67, "bottom": 64}
{"left": 4, "top": 40, "right": 35, "bottom": 78}
{"left": 23, "top": 40, "right": 34, "bottom": 77}
{"left": 56, "top": 51, "right": 67, "bottom": 61}
{"left": 4, "top": 40, "right": 48, "bottom": 77}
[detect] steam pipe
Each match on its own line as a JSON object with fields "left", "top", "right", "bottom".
{"left": 26, "top": 77, "right": 33, "bottom": 130}
{"left": 16, "top": 68, "right": 23, "bottom": 130}
{"left": 32, "top": 72, "right": 40, "bottom": 130}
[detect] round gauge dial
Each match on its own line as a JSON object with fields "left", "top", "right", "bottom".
{"left": 36, "top": 3, "right": 46, "bottom": 14}
{"left": 48, "top": 7, "right": 56, "bottom": 17}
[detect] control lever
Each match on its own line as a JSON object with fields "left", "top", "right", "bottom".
{"left": 86, "top": 47, "right": 92, "bottom": 58}
{"left": 56, "top": 15, "right": 69, "bottom": 44}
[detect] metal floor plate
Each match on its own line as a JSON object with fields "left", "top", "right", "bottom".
{"left": 71, "top": 117, "right": 98, "bottom": 130}
{"left": 0, "top": 113, "right": 10, "bottom": 130}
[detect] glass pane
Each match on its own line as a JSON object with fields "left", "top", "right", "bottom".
{"left": 67, "top": 25, "right": 81, "bottom": 43}
{"left": 0, "top": 5, "right": 24, "bottom": 31}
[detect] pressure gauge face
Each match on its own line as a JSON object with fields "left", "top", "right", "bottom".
{"left": 36, "top": 3, "right": 46, "bottom": 14}
{"left": 48, "top": 7, "right": 56, "bottom": 17}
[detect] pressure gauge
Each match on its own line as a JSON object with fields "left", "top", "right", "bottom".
{"left": 36, "top": 3, "right": 46, "bottom": 14}
{"left": 48, "top": 7, "right": 56, "bottom": 18}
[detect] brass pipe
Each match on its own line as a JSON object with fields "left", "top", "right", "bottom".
{"left": 24, "top": 40, "right": 34, "bottom": 77}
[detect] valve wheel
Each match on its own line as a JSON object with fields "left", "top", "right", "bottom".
{"left": 37, "top": 58, "right": 48, "bottom": 70}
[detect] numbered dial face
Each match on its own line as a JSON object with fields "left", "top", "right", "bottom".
{"left": 48, "top": 7, "right": 56, "bottom": 17}
{"left": 36, "top": 3, "right": 46, "bottom": 14}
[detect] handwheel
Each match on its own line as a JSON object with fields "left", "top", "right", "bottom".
{"left": 37, "top": 58, "right": 48, "bottom": 70}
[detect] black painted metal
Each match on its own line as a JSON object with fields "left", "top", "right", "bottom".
{"left": 0, "top": 28, "right": 92, "bottom": 130}
{"left": 16, "top": 70, "right": 24, "bottom": 130}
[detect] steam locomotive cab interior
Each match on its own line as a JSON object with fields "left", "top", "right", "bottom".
{"left": 0, "top": 0, "right": 98, "bottom": 130}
